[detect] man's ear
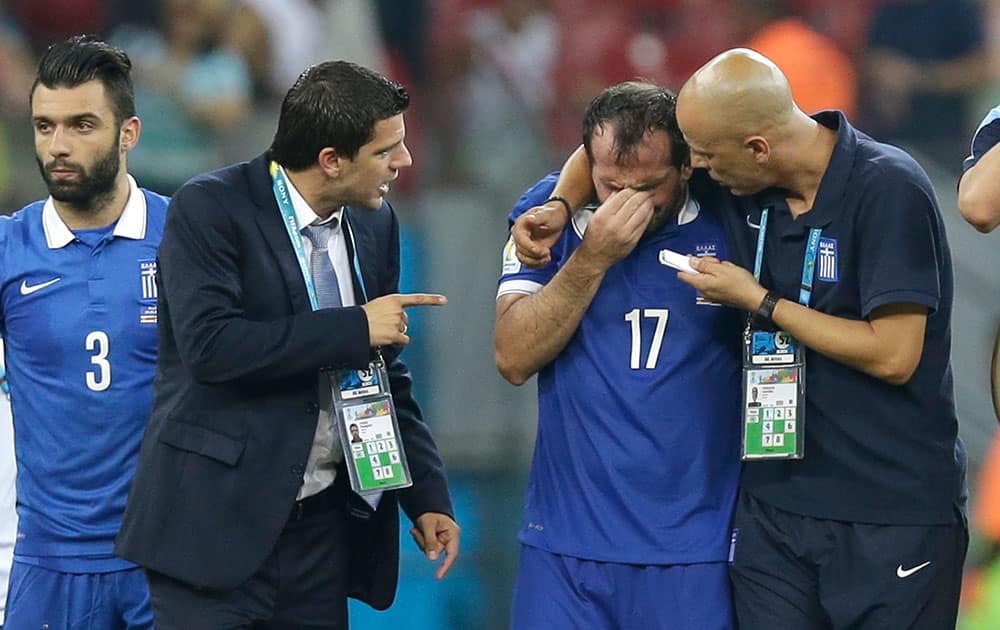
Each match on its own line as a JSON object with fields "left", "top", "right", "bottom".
{"left": 746, "top": 136, "right": 770, "bottom": 163}
{"left": 318, "top": 147, "right": 343, "bottom": 177}
{"left": 679, "top": 162, "right": 694, "bottom": 182}
{"left": 120, "top": 116, "right": 141, "bottom": 152}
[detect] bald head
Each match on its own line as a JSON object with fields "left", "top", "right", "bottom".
{"left": 676, "top": 49, "right": 834, "bottom": 197}
{"left": 678, "top": 48, "right": 795, "bottom": 136}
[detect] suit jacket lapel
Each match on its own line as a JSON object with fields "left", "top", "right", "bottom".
{"left": 248, "top": 155, "right": 312, "bottom": 311}
{"left": 344, "top": 206, "right": 379, "bottom": 303}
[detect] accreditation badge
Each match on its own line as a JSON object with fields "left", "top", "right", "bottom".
{"left": 741, "top": 328, "right": 806, "bottom": 460}
{"left": 331, "top": 354, "right": 413, "bottom": 495}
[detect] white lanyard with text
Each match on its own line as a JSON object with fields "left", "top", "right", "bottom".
{"left": 741, "top": 207, "right": 820, "bottom": 460}
{"left": 270, "top": 162, "right": 413, "bottom": 495}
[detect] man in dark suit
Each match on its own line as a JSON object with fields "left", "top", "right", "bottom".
{"left": 116, "top": 61, "right": 460, "bottom": 629}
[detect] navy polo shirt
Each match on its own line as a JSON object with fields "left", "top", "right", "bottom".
{"left": 738, "top": 111, "right": 965, "bottom": 525}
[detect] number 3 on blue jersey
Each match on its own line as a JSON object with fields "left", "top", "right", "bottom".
{"left": 625, "top": 308, "right": 670, "bottom": 369}
{"left": 85, "top": 331, "right": 111, "bottom": 392}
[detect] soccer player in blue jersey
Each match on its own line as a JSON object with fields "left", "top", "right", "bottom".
{"left": 1, "top": 36, "right": 164, "bottom": 629}
{"left": 494, "top": 82, "right": 742, "bottom": 629}
{"left": 958, "top": 105, "right": 1000, "bottom": 232}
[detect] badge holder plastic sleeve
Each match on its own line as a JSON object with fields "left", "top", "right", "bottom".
{"left": 332, "top": 356, "right": 413, "bottom": 495}
{"left": 741, "top": 329, "right": 806, "bottom": 460}
{"left": 335, "top": 393, "right": 413, "bottom": 494}
{"left": 741, "top": 366, "right": 805, "bottom": 460}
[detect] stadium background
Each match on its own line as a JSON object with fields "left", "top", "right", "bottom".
{"left": 0, "top": 0, "right": 997, "bottom": 627}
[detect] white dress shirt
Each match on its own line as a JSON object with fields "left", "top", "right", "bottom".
{"left": 282, "top": 167, "right": 355, "bottom": 500}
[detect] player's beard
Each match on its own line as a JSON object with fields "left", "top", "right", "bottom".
{"left": 645, "top": 181, "right": 688, "bottom": 234}
{"left": 36, "top": 137, "right": 121, "bottom": 213}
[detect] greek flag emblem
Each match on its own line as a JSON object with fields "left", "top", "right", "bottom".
{"left": 140, "top": 259, "right": 158, "bottom": 302}
{"left": 818, "top": 238, "right": 838, "bottom": 282}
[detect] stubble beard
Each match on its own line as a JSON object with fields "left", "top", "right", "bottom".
{"left": 36, "top": 137, "right": 121, "bottom": 214}
{"left": 645, "top": 182, "right": 689, "bottom": 234}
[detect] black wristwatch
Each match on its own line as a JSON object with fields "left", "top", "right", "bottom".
{"left": 753, "top": 291, "right": 780, "bottom": 327}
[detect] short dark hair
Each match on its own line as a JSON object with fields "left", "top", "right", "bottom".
{"left": 31, "top": 35, "right": 136, "bottom": 126}
{"left": 268, "top": 61, "right": 410, "bottom": 170}
{"left": 582, "top": 81, "right": 688, "bottom": 169}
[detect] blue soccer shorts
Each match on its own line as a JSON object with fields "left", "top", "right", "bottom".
{"left": 4, "top": 561, "right": 153, "bottom": 630}
{"left": 511, "top": 544, "right": 734, "bottom": 629}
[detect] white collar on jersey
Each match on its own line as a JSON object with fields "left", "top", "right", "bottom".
{"left": 278, "top": 165, "right": 344, "bottom": 232}
{"left": 42, "top": 174, "right": 148, "bottom": 249}
{"left": 572, "top": 191, "right": 700, "bottom": 239}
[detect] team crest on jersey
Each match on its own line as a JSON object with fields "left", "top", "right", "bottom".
{"left": 139, "top": 259, "right": 158, "bottom": 324}
{"left": 139, "top": 259, "right": 158, "bottom": 302}
{"left": 695, "top": 243, "right": 721, "bottom": 306}
{"left": 817, "top": 238, "right": 838, "bottom": 282}
{"left": 695, "top": 242, "right": 718, "bottom": 258}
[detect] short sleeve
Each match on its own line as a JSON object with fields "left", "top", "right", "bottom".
{"left": 963, "top": 107, "right": 1000, "bottom": 172}
{"left": 497, "top": 172, "right": 564, "bottom": 298}
{"left": 855, "top": 173, "right": 942, "bottom": 318}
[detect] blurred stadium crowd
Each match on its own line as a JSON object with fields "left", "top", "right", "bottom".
{"left": 1, "top": 0, "right": 999, "bottom": 628}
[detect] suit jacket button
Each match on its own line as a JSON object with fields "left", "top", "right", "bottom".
{"left": 290, "top": 464, "right": 305, "bottom": 475}
{"left": 306, "top": 403, "right": 319, "bottom": 414}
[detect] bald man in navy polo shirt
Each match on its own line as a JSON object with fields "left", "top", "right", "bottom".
{"left": 673, "top": 49, "right": 966, "bottom": 630}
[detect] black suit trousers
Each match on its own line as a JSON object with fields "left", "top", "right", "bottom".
{"left": 147, "top": 478, "right": 353, "bottom": 629}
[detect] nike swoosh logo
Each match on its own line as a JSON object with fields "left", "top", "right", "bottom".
{"left": 20, "top": 277, "right": 61, "bottom": 295}
{"left": 896, "top": 561, "right": 931, "bottom": 578}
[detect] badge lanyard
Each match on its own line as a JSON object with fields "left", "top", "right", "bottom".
{"left": 270, "top": 162, "right": 413, "bottom": 495}
{"left": 741, "top": 207, "right": 821, "bottom": 460}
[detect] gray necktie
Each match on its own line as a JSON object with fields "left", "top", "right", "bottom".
{"left": 303, "top": 221, "right": 342, "bottom": 308}
{"left": 307, "top": 219, "right": 383, "bottom": 510}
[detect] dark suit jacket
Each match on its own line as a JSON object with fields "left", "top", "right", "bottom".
{"left": 116, "top": 155, "right": 453, "bottom": 610}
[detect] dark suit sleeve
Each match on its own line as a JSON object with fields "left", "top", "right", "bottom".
{"left": 377, "top": 209, "right": 454, "bottom": 521}
{"left": 160, "top": 181, "right": 371, "bottom": 385}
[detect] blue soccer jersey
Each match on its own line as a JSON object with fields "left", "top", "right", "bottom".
{"left": 0, "top": 176, "right": 166, "bottom": 569}
{"left": 964, "top": 106, "right": 1000, "bottom": 172}
{"left": 498, "top": 173, "right": 742, "bottom": 565}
